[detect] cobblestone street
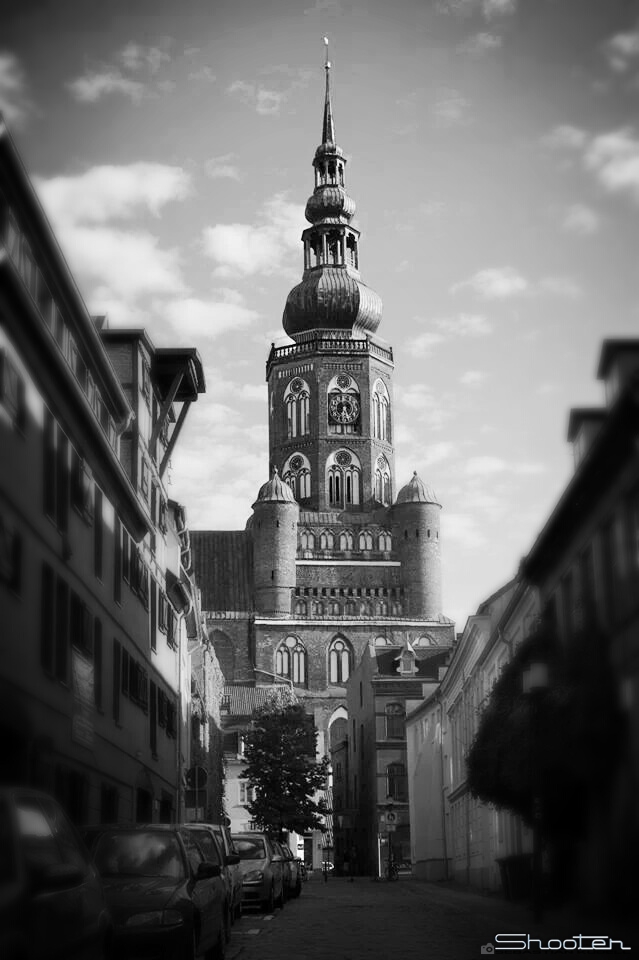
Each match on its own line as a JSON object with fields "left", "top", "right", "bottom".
{"left": 225, "top": 875, "right": 637, "bottom": 960}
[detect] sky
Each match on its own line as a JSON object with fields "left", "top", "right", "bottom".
{"left": 2, "top": 0, "right": 639, "bottom": 630}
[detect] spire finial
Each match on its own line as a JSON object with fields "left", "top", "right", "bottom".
{"left": 322, "top": 36, "right": 335, "bottom": 145}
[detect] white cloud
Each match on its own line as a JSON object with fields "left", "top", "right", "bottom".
{"left": 406, "top": 332, "right": 445, "bottom": 356}
{"left": 67, "top": 41, "right": 172, "bottom": 104}
{"left": 67, "top": 70, "right": 147, "bottom": 104}
{"left": 543, "top": 124, "right": 587, "bottom": 151}
{"left": 482, "top": 0, "right": 516, "bottom": 18}
{"left": 436, "top": 0, "right": 515, "bottom": 18}
{"left": 228, "top": 80, "right": 285, "bottom": 116}
{"left": 423, "top": 441, "right": 457, "bottom": 464}
{"left": 189, "top": 67, "right": 216, "bottom": 82}
{"left": 452, "top": 266, "right": 528, "bottom": 299}
{"left": 396, "top": 384, "right": 451, "bottom": 429}
{"left": 435, "top": 313, "right": 493, "bottom": 335}
{"left": 205, "top": 154, "right": 241, "bottom": 180}
{"left": 584, "top": 127, "right": 639, "bottom": 204}
{"left": 202, "top": 193, "right": 304, "bottom": 277}
{"left": 459, "top": 370, "right": 486, "bottom": 386}
{"left": 35, "top": 163, "right": 191, "bottom": 224}
{"left": 162, "top": 296, "right": 260, "bottom": 340}
{"left": 605, "top": 23, "right": 639, "bottom": 73}
{"left": 0, "top": 52, "right": 32, "bottom": 127}
{"left": 443, "top": 513, "right": 486, "bottom": 548}
{"left": 433, "top": 87, "right": 471, "bottom": 126}
{"left": 538, "top": 276, "right": 582, "bottom": 299}
{"left": 119, "top": 43, "right": 170, "bottom": 74}
{"left": 562, "top": 203, "right": 600, "bottom": 236}
{"left": 465, "top": 455, "right": 545, "bottom": 476}
{"left": 458, "top": 32, "right": 502, "bottom": 55}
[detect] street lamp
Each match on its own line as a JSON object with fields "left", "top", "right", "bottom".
{"left": 522, "top": 659, "right": 549, "bottom": 922}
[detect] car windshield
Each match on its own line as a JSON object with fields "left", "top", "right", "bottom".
{"left": 234, "top": 838, "right": 266, "bottom": 860}
{"left": 93, "top": 831, "right": 185, "bottom": 879}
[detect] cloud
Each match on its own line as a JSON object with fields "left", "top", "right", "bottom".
{"left": 604, "top": 22, "right": 639, "bottom": 73}
{"left": 583, "top": 128, "right": 639, "bottom": 204}
{"left": 202, "top": 193, "right": 304, "bottom": 277}
{"left": 452, "top": 266, "right": 528, "bottom": 299}
{"left": 0, "top": 52, "right": 33, "bottom": 127}
{"left": 443, "top": 513, "right": 486, "bottom": 548}
{"left": 482, "top": 0, "right": 516, "bottom": 18}
{"left": 458, "top": 32, "right": 502, "bottom": 56}
{"left": 205, "top": 154, "right": 241, "bottom": 180}
{"left": 543, "top": 124, "right": 588, "bottom": 151}
{"left": 432, "top": 87, "right": 471, "bottom": 126}
{"left": 459, "top": 370, "right": 487, "bottom": 386}
{"left": 67, "top": 41, "right": 172, "bottom": 104}
{"left": 562, "top": 203, "right": 600, "bottom": 236}
{"left": 395, "top": 384, "right": 452, "bottom": 429}
{"left": 435, "top": 313, "right": 493, "bottom": 335}
{"left": 162, "top": 295, "right": 259, "bottom": 340}
{"left": 406, "top": 332, "right": 446, "bottom": 356}
{"left": 423, "top": 441, "right": 457, "bottom": 464}
{"left": 189, "top": 67, "right": 216, "bottom": 82}
{"left": 465, "top": 456, "right": 545, "bottom": 476}
{"left": 35, "top": 163, "right": 191, "bottom": 223}
{"left": 436, "top": 0, "right": 516, "bottom": 19}
{"left": 538, "top": 276, "right": 582, "bottom": 299}
{"left": 228, "top": 80, "right": 285, "bottom": 116}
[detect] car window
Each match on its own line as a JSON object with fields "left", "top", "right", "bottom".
{"left": 17, "top": 797, "right": 65, "bottom": 872}
{"left": 180, "top": 830, "right": 205, "bottom": 874}
{"left": 0, "top": 799, "right": 18, "bottom": 884}
{"left": 211, "top": 825, "right": 229, "bottom": 856}
{"left": 233, "top": 837, "right": 266, "bottom": 860}
{"left": 93, "top": 831, "right": 184, "bottom": 879}
{"left": 185, "top": 829, "right": 222, "bottom": 866}
{"left": 39, "top": 797, "right": 88, "bottom": 871}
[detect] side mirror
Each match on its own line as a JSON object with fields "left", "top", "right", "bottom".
{"left": 196, "top": 861, "right": 221, "bottom": 880}
{"left": 225, "top": 853, "right": 240, "bottom": 866}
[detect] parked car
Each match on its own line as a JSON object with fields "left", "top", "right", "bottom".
{"left": 232, "top": 832, "right": 284, "bottom": 912}
{"left": 207, "top": 822, "right": 243, "bottom": 923}
{"left": 0, "top": 787, "right": 111, "bottom": 960}
{"left": 277, "top": 841, "right": 302, "bottom": 899}
{"left": 82, "top": 824, "right": 226, "bottom": 960}
{"left": 181, "top": 821, "right": 240, "bottom": 935}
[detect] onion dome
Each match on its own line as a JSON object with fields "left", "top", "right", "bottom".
{"left": 253, "top": 467, "right": 297, "bottom": 506}
{"left": 281, "top": 40, "right": 383, "bottom": 341}
{"left": 283, "top": 268, "right": 382, "bottom": 337}
{"left": 396, "top": 471, "right": 441, "bottom": 506}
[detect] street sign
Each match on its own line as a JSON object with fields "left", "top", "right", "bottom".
{"left": 386, "top": 810, "right": 398, "bottom": 824}
{"left": 386, "top": 824, "right": 397, "bottom": 833}
{"left": 185, "top": 765, "right": 208, "bottom": 789}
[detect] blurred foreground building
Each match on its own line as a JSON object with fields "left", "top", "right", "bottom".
{"left": 0, "top": 116, "right": 218, "bottom": 824}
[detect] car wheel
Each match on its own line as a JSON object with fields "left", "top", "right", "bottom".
{"left": 262, "top": 884, "right": 275, "bottom": 913}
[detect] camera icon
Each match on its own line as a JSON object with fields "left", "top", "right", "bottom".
{"left": 480, "top": 945, "right": 495, "bottom": 955}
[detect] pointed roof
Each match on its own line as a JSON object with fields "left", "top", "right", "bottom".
{"left": 396, "top": 471, "right": 441, "bottom": 506}
{"left": 322, "top": 38, "right": 335, "bottom": 145}
{"left": 253, "top": 467, "right": 297, "bottom": 506}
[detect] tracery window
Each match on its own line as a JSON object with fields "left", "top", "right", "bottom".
{"left": 300, "top": 529, "right": 315, "bottom": 550}
{"left": 276, "top": 636, "right": 306, "bottom": 685}
{"left": 284, "top": 377, "right": 310, "bottom": 439}
{"left": 385, "top": 703, "right": 406, "bottom": 739}
{"left": 329, "top": 637, "right": 352, "bottom": 683}
{"left": 371, "top": 379, "right": 390, "bottom": 441}
{"left": 358, "top": 530, "right": 373, "bottom": 551}
{"left": 327, "top": 373, "right": 360, "bottom": 436}
{"left": 283, "top": 452, "right": 311, "bottom": 500}
{"left": 378, "top": 530, "right": 392, "bottom": 551}
{"left": 339, "top": 530, "right": 354, "bottom": 551}
{"left": 374, "top": 455, "right": 391, "bottom": 506}
{"left": 320, "top": 529, "right": 334, "bottom": 550}
{"left": 327, "top": 449, "right": 361, "bottom": 508}
{"left": 294, "top": 599, "right": 307, "bottom": 616}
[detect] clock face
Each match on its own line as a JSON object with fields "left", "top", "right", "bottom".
{"left": 329, "top": 393, "right": 360, "bottom": 424}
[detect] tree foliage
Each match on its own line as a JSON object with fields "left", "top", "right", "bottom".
{"left": 467, "top": 616, "right": 625, "bottom": 845}
{"left": 241, "top": 700, "right": 330, "bottom": 837}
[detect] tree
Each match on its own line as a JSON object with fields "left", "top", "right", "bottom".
{"left": 241, "top": 698, "right": 330, "bottom": 837}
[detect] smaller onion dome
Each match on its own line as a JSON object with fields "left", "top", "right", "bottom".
{"left": 396, "top": 471, "right": 441, "bottom": 506}
{"left": 305, "top": 186, "right": 356, "bottom": 225}
{"left": 253, "top": 467, "right": 297, "bottom": 505}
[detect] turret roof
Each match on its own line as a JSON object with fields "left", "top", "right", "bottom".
{"left": 395, "top": 471, "right": 441, "bottom": 506}
{"left": 254, "top": 467, "right": 297, "bottom": 505}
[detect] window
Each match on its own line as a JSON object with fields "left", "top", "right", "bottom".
{"left": 371, "top": 379, "right": 390, "bottom": 441}
{"left": 385, "top": 703, "right": 405, "bottom": 739}
{"left": 320, "top": 529, "right": 334, "bottom": 550}
{"left": 0, "top": 350, "right": 26, "bottom": 432}
{"left": 150, "top": 682, "right": 157, "bottom": 756}
{"left": 70, "top": 593, "right": 93, "bottom": 655}
{"left": 284, "top": 377, "right": 310, "bottom": 438}
{"left": 113, "top": 640, "right": 121, "bottom": 723}
{"left": 0, "top": 514, "right": 21, "bottom": 594}
{"left": 141, "top": 360, "right": 151, "bottom": 406}
{"left": 94, "top": 619, "right": 103, "bottom": 710}
{"left": 283, "top": 453, "right": 311, "bottom": 500}
{"left": 140, "top": 457, "right": 150, "bottom": 500}
{"left": 328, "top": 637, "right": 351, "bottom": 683}
{"left": 386, "top": 762, "right": 407, "bottom": 801}
{"left": 358, "top": 530, "right": 373, "bottom": 551}
{"left": 276, "top": 635, "right": 307, "bottom": 685}
{"left": 378, "top": 530, "right": 392, "bottom": 552}
{"left": 327, "top": 450, "right": 361, "bottom": 508}
{"left": 54, "top": 579, "right": 69, "bottom": 683}
{"left": 71, "top": 449, "right": 94, "bottom": 522}
{"left": 374, "top": 455, "right": 391, "bottom": 506}
{"left": 239, "top": 782, "right": 257, "bottom": 806}
{"left": 339, "top": 530, "right": 354, "bottom": 551}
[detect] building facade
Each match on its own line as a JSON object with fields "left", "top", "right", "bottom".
{"left": 0, "top": 116, "right": 210, "bottom": 825}
{"left": 191, "top": 58, "right": 455, "bottom": 863}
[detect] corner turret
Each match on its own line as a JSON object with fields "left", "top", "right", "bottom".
{"left": 251, "top": 468, "right": 299, "bottom": 616}
{"left": 393, "top": 471, "right": 442, "bottom": 618}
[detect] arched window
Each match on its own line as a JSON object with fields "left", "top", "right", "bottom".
{"left": 327, "top": 373, "right": 360, "bottom": 436}
{"left": 329, "top": 637, "right": 351, "bottom": 683}
{"left": 346, "top": 233, "right": 358, "bottom": 269}
{"left": 378, "top": 530, "right": 392, "bottom": 552}
{"left": 276, "top": 636, "right": 307, "bottom": 685}
{"left": 371, "top": 379, "right": 390, "bottom": 441}
{"left": 294, "top": 599, "right": 307, "bottom": 616}
{"left": 358, "top": 530, "right": 373, "bottom": 550}
{"left": 374, "top": 455, "right": 391, "bottom": 506}
{"left": 339, "top": 530, "right": 354, "bottom": 551}
{"left": 374, "top": 636, "right": 391, "bottom": 646}
{"left": 284, "top": 377, "right": 310, "bottom": 439}
{"left": 328, "top": 600, "right": 341, "bottom": 615}
{"left": 283, "top": 452, "right": 311, "bottom": 501}
{"left": 327, "top": 450, "right": 361, "bottom": 508}
{"left": 385, "top": 703, "right": 406, "bottom": 739}
{"left": 386, "top": 762, "right": 407, "bottom": 801}
{"left": 320, "top": 529, "right": 334, "bottom": 550}
{"left": 300, "top": 529, "right": 315, "bottom": 550}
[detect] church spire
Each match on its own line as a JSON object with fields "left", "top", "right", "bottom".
{"left": 322, "top": 37, "right": 335, "bottom": 146}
